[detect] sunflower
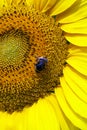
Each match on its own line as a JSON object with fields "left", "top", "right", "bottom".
{"left": 0, "top": 0, "right": 87, "bottom": 129}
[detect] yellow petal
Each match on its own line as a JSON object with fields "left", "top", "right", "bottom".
{"left": 65, "top": 33, "right": 87, "bottom": 46}
{"left": 47, "top": 94, "right": 70, "bottom": 130}
{"left": 66, "top": 52, "right": 87, "bottom": 75}
{"left": 63, "top": 65, "right": 87, "bottom": 103}
{"left": 41, "top": 0, "right": 57, "bottom": 13}
{"left": 57, "top": 0, "right": 87, "bottom": 23}
{"left": 68, "top": 45, "right": 87, "bottom": 56}
{"left": 33, "top": 0, "right": 41, "bottom": 10}
{"left": 50, "top": 0, "right": 77, "bottom": 16}
{"left": 55, "top": 87, "right": 87, "bottom": 129}
{"left": 32, "top": 0, "right": 57, "bottom": 12}
{"left": 30, "top": 94, "right": 60, "bottom": 130}
{"left": 48, "top": 93, "right": 79, "bottom": 130}
{"left": 0, "top": 94, "right": 60, "bottom": 130}
{"left": 60, "top": 76, "right": 87, "bottom": 118}
{"left": 39, "top": 0, "right": 47, "bottom": 11}
{"left": 0, "top": 112, "right": 18, "bottom": 130}
{"left": 26, "top": 0, "right": 34, "bottom": 6}
{"left": 61, "top": 18, "right": 87, "bottom": 34}
{"left": 33, "top": 0, "right": 46, "bottom": 11}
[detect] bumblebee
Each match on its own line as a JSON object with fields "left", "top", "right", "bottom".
{"left": 35, "top": 57, "right": 48, "bottom": 71}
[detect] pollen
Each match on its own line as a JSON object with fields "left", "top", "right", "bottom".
{"left": 0, "top": 5, "right": 68, "bottom": 113}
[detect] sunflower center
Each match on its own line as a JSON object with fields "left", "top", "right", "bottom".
{"left": 0, "top": 31, "right": 29, "bottom": 67}
{"left": 0, "top": 5, "right": 68, "bottom": 113}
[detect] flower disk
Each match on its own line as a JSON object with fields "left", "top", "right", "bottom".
{"left": 0, "top": 5, "right": 68, "bottom": 113}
